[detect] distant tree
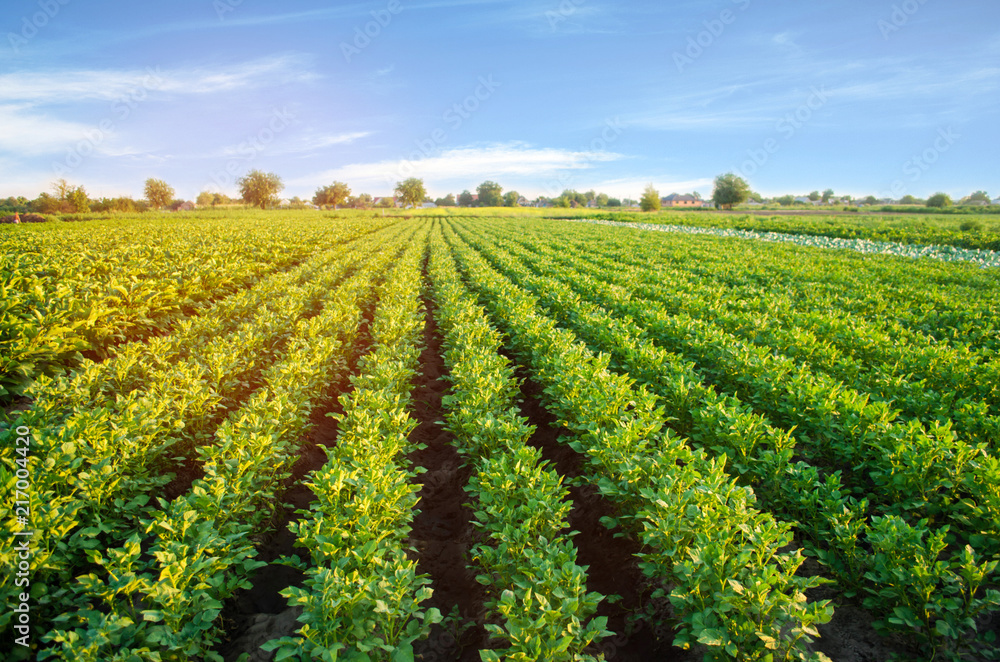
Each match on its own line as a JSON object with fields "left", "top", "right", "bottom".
{"left": 606, "top": 197, "right": 622, "bottom": 207}
{"left": 395, "top": 178, "right": 426, "bottom": 209}
{"left": 376, "top": 196, "right": 395, "bottom": 208}
{"left": 899, "top": 194, "right": 920, "bottom": 205}
{"left": 747, "top": 191, "right": 763, "bottom": 203}
{"left": 640, "top": 184, "right": 661, "bottom": 212}
{"left": 584, "top": 190, "right": 596, "bottom": 203}
{"left": 30, "top": 192, "right": 63, "bottom": 214}
{"left": 52, "top": 178, "right": 72, "bottom": 201}
{"left": 596, "top": 193, "right": 609, "bottom": 207}
{"left": 807, "top": 190, "right": 821, "bottom": 202}
{"left": 196, "top": 191, "right": 215, "bottom": 207}
{"left": 287, "top": 196, "right": 309, "bottom": 209}
{"left": 67, "top": 186, "right": 90, "bottom": 213}
{"left": 926, "top": 192, "right": 952, "bottom": 208}
{"left": 503, "top": 191, "right": 520, "bottom": 207}
{"left": 822, "top": 188, "right": 835, "bottom": 203}
{"left": 777, "top": 195, "right": 795, "bottom": 206}
{"left": 967, "top": 190, "right": 990, "bottom": 203}
{"left": 237, "top": 170, "right": 284, "bottom": 209}
{"left": 92, "top": 196, "right": 145, "bottom": 213}
{"left": 458, "top": 190, "right": 475, "bottom": 207}
{"left": 712, "top": 173, "right": 751, "bottom": 210}
{"left": 313, "top": 181, "right": 351, "bottom": 209}
{"left": 691, "top": 191, "right": 703, "bottom": 200}
{"left": 435, "top": 193, "right": 456, "bottom": 207}
{"left": 351, "top": 193, "right": 374, "bottom": 209}
{"left": 476, "top": 181, "right": 504, "bottom": 207}
{"left": 862, "top": 195, "right": 877, "bottom": 205}
{"left": 144, "top": 178, "right": 175, "bottom": 210}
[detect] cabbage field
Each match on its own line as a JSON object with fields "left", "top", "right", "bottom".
{"left": 1, "top": 213, "right": 998, "bottom": 662}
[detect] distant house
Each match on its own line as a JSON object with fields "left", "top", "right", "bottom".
{"left": 421, "top": 202, "right": 437, "bottom": 208}
{"left": 517, "top": 196, "right": 529, "bottom": 206}
{"left": 661, "top": 193, "right": 701, "bottom": 207}
{"left": 993, "top": 198, "right": 1000, "bottom": 205}
{"left": 176, "top": 201, "right": 195, "bottom": 212}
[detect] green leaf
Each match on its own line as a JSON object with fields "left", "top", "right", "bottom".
{"left": 392, "top": 643, "right": 414, "bottom": 662}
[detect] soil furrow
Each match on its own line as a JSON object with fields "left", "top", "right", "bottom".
{"left": 216, "top": 299, "right": 377, "bottom": 662}
{"left": 505, "top": 352, "right": 695, "bottom": 662}
{"left": 409, "top": 288, "right": 489, "bottom": 661}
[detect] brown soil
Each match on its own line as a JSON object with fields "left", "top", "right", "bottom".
{"left": 216, "top": 395, "right": 344, "bottom": 662}
{"left": 409, "top": 291, "right": 491, "bottom": 661}
{"left": 216, "top": 299, "right": 376, "bottom": 662}
{"left": 510, "top": 362, "right": 698, "bottom": 662}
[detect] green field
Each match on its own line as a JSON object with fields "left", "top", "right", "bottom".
{"left": 2, "top": 211, "right": 998, "bottom": 661}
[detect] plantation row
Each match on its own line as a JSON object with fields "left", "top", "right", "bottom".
{"left": 2, "top": 214, "right": 998, "bottom": 661}
{"left": 443, "top": 217, "right": 1000, "bottom": 659}
{"left": 0, "top": 214, "right": 395, "bottom": 402}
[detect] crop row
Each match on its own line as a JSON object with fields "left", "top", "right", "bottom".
{"left": 569, "top": 218, "right": 1000, "bottom": 268}
{"left": 448, "top": 217, "right": 1000, "bottom": 659}
{"left": 458, "top": 218, "right": 1000, "bottom": 551}
{"left": 521, "top": 222, "right": 999, "bottom": 433}
{"left": 427, "top": 222, "right": 609, "bottom": 659}
{"left": 263, "top": 228, "right": 441, "bottom": 660}
{"left": 0, "top": 215, "right": 390, "bottom": 401}
{"left": 439, "top": 221, "right": 833, "bottom": 661}
{"left": 0, "top": 221, "right": 415, "bottom": 654}
{"left": 560, "top": 218, "right": 999, "bottom": 355}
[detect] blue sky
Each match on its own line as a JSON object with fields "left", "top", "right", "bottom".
{"left": 1, "top": 0, "right": 997, "bottom": 202}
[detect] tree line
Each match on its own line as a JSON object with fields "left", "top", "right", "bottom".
{"left": 1, "top": 170, "right": 992, "bottom": 216}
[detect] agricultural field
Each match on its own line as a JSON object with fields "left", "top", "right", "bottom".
{"left": 2, "top": 211, "right": 999, "bottom": 662}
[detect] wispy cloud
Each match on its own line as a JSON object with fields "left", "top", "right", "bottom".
{"left": 0, "top": 55, "right": 316, "bottom": 104}
{"left": 213, "top": 131, "right": 373, "bottom": 159}
{"left": 628, "top": 59, "right": 1000, "bottom": 132}
{"left": 0, "top": 105, "right": 96, "bottom": 154}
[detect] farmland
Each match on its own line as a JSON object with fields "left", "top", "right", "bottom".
{"left": 2, "top": 211, "right": 999, "bottom": 661}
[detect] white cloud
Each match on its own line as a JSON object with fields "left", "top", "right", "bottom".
{"left": 0, "top": 55, "right": 316, "bottom": 104}
{"left": 0, "top": 105, "right": 96, "bottom": 154}
{"left": 290, "top": 141, "right": 623, "bottom": 190}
